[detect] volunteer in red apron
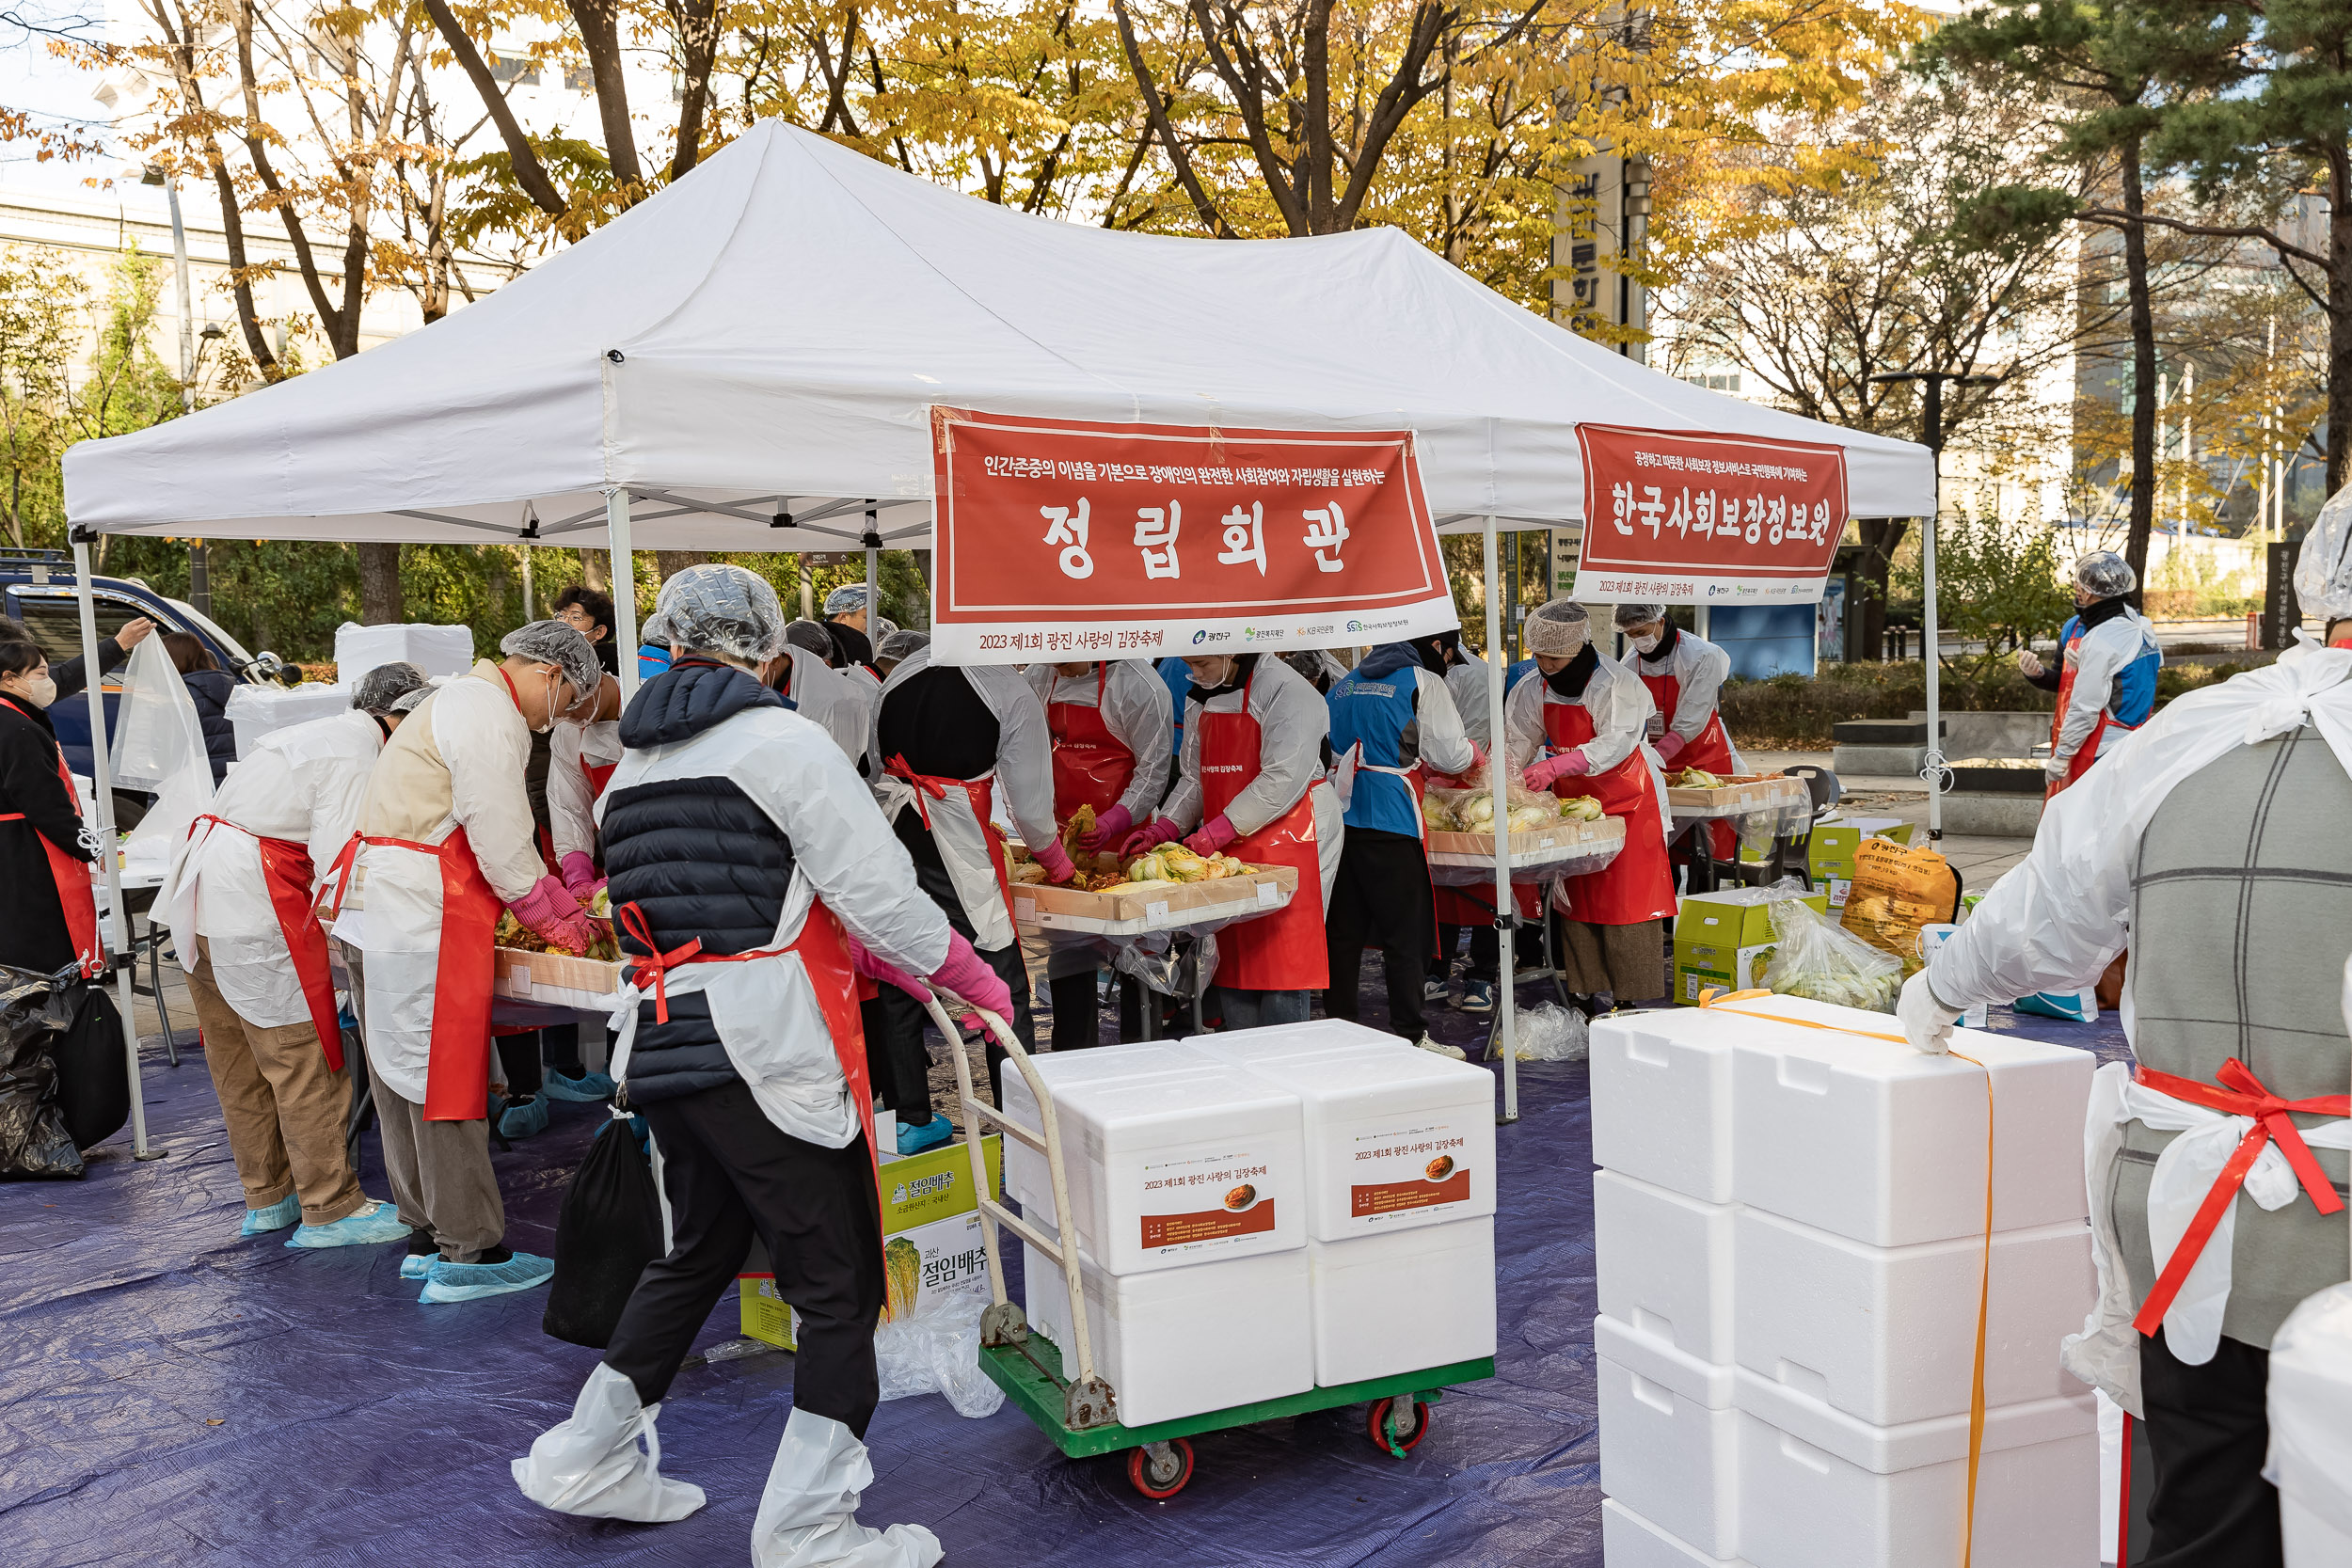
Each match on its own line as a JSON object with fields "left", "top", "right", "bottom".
{"left": 1431, "top": 634, "right": 1544, "bottom": 1013}
{"left": 516, "top": 565, "right": 1000, "bottom": 1568}
{"left": 1324, "top": 636, "right": 1476, "bottom": 1055}
{"left": 2017, "top": 549, "right": 2164, "bottom": 799}
{"left": 1124, "top": 651, "right": 1343, "bottom": 1030}
{"left": 1901, "top": 493, "right": 2352, "bottom": 1568}
{"left": 0, "top": 639, "right": 103, "bottom": 982}
{"left": 160, "top": 663, "right": 429, "bottom": 1245}
{"left": 328, "top": 620, "right": 602, "bottom": 1305}
{"left": 1508, "top": 599, "right": 1676, "bottom": 1015}
{"left": 1613, "top": 602, "right": 1744, "bottom": 864}
{"left": 1025, "top": 658, "right": 1172, "bottom": 1050}
{"left": 869, "top": 642, "right": 1062, "bottom": 1140}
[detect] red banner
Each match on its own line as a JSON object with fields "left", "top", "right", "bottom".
{"left": 1572, "top": 424, "right": 1850, "bottom": 605}
{"left": 930, "top": 407, "right": 1457, "bottom": 664}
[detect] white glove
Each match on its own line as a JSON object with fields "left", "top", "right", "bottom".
{"left": 1897, "top": 970, "right": 1956, "bottom": 1054}
{"left": 2015, "top": 648, "right": 2043, "bottom": 678}
{"left": 2043, "top": 755, "right": 2069, "bottom": 783}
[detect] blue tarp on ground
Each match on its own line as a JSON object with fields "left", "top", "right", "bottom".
{"left": 0, "top": 978, "right": 2126, "bottom": 1567}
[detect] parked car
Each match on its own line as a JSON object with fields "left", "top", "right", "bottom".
{"left": 2, "top": 548, "right": 300, "bottom": 780}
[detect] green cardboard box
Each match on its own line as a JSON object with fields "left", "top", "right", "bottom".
{"left": 1739, "top": 817, "right": 1918, "bottom": 905}
{"left": 1672, "top": 886, "right": 1831, "bottom": 1005}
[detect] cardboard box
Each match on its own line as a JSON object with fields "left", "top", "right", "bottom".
{"left": 1665, "top": 774, "right": 1810, "bottom": 816}
{"left": 1671, "top": 889, "right": 1828, "bottom": 1006}
{"left": 1009, "top": 859, "right": 1297, "bottom": 936}
{"left": 739, "top": 1133, "right": 1005, "bottom": 1349}
{"left": 492, "top": 945, "right": 626, "bottom": 1008}
{"left": 1803, "top": 818, "right": 1915, "bottom": 888}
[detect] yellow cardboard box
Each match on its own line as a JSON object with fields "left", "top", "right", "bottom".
{"left": 1672, "top": 887, "right": 1830, "bottom": 1005}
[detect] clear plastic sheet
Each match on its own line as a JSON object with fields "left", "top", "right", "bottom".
{"left": 1508, "top": 1002, "right": 1589, "bottom": 1062}
{"left": 1762, "top": 887, "right": 1903, "bottom": 1013}
{"left": 872, "top": 1289, "right": 1006, "bottom": 1419}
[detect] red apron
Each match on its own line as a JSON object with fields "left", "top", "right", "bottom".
{"left": 0, "top": 704, "right": 103, "bottom": 979}
{"left": 1197, "top": 672, "right": 1329, "bottom": 991}
{"left": 322, "top": 825, "right": 502, "bottom": 1121}
{"left": 583, "top": 753, "right": 619, "bottom": 797}
{"left": 1047, "top": 665, "right": 1136, "bottom": 819}
{"left": 2046, "top": 627, "right": 2137, "bottom": 799}
{"left": 1433, "top": 879, "right": 1544, "bottom": 931}
{"left": 884, "top": 754, "right": 1019, "bottom": 943}
{"left": 1543, "top": 696, "right": 1677, "bottom": 926}
{"left": 192, "top": 815, "right": 344, "bottom": 1069}
{"left": 1638, "top": 666, "right": 1740, "bottom": 861}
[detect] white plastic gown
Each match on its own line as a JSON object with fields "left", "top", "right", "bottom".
{"left": 778, "top": 645, "right": 871, "bottom": 767}
{"left": 866, "top": 646, "right": 1057, "bottom": 953}
{"left": 1502, "top": 653, "right": 1675, "bottom": 847}
{"left": 1162, "top": 653, "right": 1344, "bottom": 911}
{"left": 1634, "top": 629, "right": 1744, "bottom": 766}
{"left": 1921, "top": 638, "right": 2352, "bottom": 1411}
{"left": 548, "top": 718, "right": 625, "bottom": 862}
{"left": 601, "top": 705, "right": 952, "bottom": 1148}
{"left": 161, "top": 706, "right": 384, "bottom": 1029}
{"left": 2054, "top": 606, "right": 2164, "bottom": 769}
{"left": 1022, "top": 658, "right": 1174, "bottom": 822}
{"left": 1446, "top": 650, "right": 1493, "bottom": 748}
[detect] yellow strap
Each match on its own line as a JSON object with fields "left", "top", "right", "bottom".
{"left": 1698, "top": 989, "right": 1993, "bottom": 1567}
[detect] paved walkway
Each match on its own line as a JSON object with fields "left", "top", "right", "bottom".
{"left": 1744, "top": 748, "right": 2035, "bottom": 886}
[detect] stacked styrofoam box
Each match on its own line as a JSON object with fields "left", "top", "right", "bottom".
{"left": 225, "top": 682, "right": 353, "bottom": 758}
{"left": 1590, "top": 992, "right": 2099, "bottom": 1568}
{"left": 1195, "top": 1021, "right": 1498, "bottom": 1385}
{"left": 2268, "top": 1282, "right": 2352, "bottom": 1566}
{"left": 333, "top": 621, "right": 474, "bottom": 688}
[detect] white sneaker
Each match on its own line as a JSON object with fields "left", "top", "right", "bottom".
{"left": 1415, "top": 1035, "right": 1468, "bottom": 1060}
{"left": 754, "top": 1407, "right": 943, "bottom": 1567}
{"left": 513, "top": 1363, "right": 707, "bottom": 1523}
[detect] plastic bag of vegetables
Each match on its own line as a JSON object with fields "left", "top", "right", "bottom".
{"left": 1758, "top": 894, "right": 1902, "bottom": 1014}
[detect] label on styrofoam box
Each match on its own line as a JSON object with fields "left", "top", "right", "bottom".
{"left": 1136, "top": 1145, "right": 1279, "bottom": 1252}
{"left": 1346, "top": 1117, "right": 1475, "bottom": 1222}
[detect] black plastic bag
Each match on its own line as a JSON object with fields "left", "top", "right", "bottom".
{"left": 0, "top": 966, "right": 84, "bottom": 1180}
{"left": 543, "top": 1112, "right": 664, "bottom": 1349}
{"left": 53, "top": 984, "right": 129, "bottom": 1151}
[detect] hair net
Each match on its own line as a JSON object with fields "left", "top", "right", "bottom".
{"left": 1524, "top": 598, "right": 1592, "bottom": 657}
{"left": 784, "top": 619, "right": 834, "bottom": 657}
{"left": 500, "top": 619, "right": 604, "bottom": 713}
{"left": 2073, "top": 550, "right": 2137, "bottom": 599}
{"left": 639, "top": 610, "right": 671, "bottom": 648}
{"left": 349, "top": 660, "right": 427, "bottom": 715}
{"left": 1613, "top": 603, "right": 1668, "bottom": 631}
{"left": 876, "top": 628, "right": 930, "bottom": 664}
{"left": 2296, "top": 484, "right": 2352, "bottom": 625}
{"left": 873, "top": 615, "right": 898, "bottom": 641}
{"left": 822, "top": 583, "right": 874, "bottom": 618}
{"left": 389, "top": 684, "right": 434, "bottom": 715}
{"left": 656, "top": 563, "right": 787, "bottom": 663}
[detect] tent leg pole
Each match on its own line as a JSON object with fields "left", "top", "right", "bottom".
{"left": 1486, "top": 516, "right": 1517, "bottom": 1123}
{"left": 520, "top": 542, "right": 534, "bottom": 622}
{"left": 73, "top": 538, "right": 155, "bottom": 1160}
{"left": 1922, "top": 507, "right": 1943, "bottom": 842}
{"left": 864, "top": 501, "right": 880, "bottom": 643}
{"left": 605, "top": 488, "right": 640, "bottom": 703}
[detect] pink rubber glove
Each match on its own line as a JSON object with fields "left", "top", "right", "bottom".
{"left": 1184, "top": 814, "right": 1238, "bottom": 857}
{"left": 930, "top": 929, "right": 1014, "bottom": 1026}
{"left": 558, "top": 851, "right": 602, "bottom": 899}
{"left": 1031, "top": 839, "right": 1077, "bottom": 885}
{"left": 1120, "top": 816, "right": 1183, "bottom": 857}
{"left": 1430, "top": 742, "right": 1486, "bottom": 786}
{"left": 1078, "top": 803, "right": 1133, "bottom": 852}
{"left": 847, "top": 933, "right": 927, "bottom": 1001}
{"left": 1654, "top": 731, "right": 1687, "bottom": 764}
{"left": 1521, "top": 752, "right": 1589, "bottom": 791}
{"left": 509, "top": 874, "right": 593, "bottom": 955}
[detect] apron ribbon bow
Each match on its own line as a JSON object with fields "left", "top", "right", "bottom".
{"left": 618, "top": 900, "right": 703, "bottom": 1024}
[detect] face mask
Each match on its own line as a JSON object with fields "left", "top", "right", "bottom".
{"left": 8, "top": 674, "right": 56, "bottom": 709}
{"left": 1629, "top": 632, "right": 1661, "bottom": 655}
{"left": 531, "top": 671, "right": 562, "bottom": 734}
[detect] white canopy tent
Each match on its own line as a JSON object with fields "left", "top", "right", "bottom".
{"left": 64, "top": 119, "right": 1940, "bottom": 1139}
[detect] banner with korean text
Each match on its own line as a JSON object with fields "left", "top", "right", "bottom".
{"left": 1570, "top": 424, "right": 1849, "bottom": 605}
{"left": 930, "top": 407, "right": 1458, "bottom": 664}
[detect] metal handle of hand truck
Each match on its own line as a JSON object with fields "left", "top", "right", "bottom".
{"left": 914, "top": 987, "right": 1117, "bottom": 1430}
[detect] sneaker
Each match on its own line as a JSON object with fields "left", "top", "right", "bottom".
{"left": 286, "top": 1198, "right": 412, "bottom": 1249}
{"left": 1422, "top": 974, "right": 1452, "bottom": 1004}
{"left": 1457, "top": 980, "right": 1496, "bottom": 1015}
{"left": 544, "top": 1068, "right": 617, "bottom": 1103}
{"left": 895, "top": 1114, "right": 953, "bottom": 1156}
{"left": 497, "top": 1092, "right": 551, "bottom": 1140}
{"left": 419, "top": 1249, "right": 556, "bottom": 1305}
{"left": 1415, "top": 1035, "right": 1469, "bottom": 1060}
{"left": 240, "top": 1194, "right": 301, "bottom": 1237}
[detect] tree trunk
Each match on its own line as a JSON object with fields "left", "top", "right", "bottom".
{"left": 652, "top": 550, "right": 708, "bottom": 585}
{"left": 580, "top": 549, "right": 607, "bottom": 592}
{"left": 358, "top": 542, "right": 403, "bottom": 624}
{"left": 1855, "top": 518, "right": 1909, "bottom": 659}
{"left": 2328, "top": 145, "right": 2352, "bottom": 498}
{"left": 2122, "top": 135, "right": 2156, "bottom": 594}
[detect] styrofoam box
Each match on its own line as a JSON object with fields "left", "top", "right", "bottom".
{"left": 1733, "top": 1207, "right": 2093, "bottom": 1425}
{"left": 1595, "top": 1167, "right": 1736, "bottom": 1366}
{"left": 1001, "top": 1042, "right": 1303, "bottom": 1275}
{"left": 225, "top": 682, "right": 353, "bottom": 759}
{"left": 333, "top": 621, "right": 473, "bottom": 687}
{"left": 1591, "top": 1008, "right": 1740, "bottom": 1202}
{"left": 2269, "top": 1281, "right": 2352, "bottom": 1565}
{"left": 1308, "top": 1215, "right": 1495, "bottom": 1386}
{"left": 2284, "top": 1497, "right": 2352, "bottom": 1567}
{"left": 1597, "top": 1314, "right": 1740, "bottom": 1559}
{"left": 1021, "top": 1237, "right": 1311, "bottom": 1428}
{"left": 1733, "top": 1367, "right": 2097, "bottom": 1568}
{"left": 1193, "top": 1022, "right": 1497, "bottom": 1240}
{"left": 1600, "top": 1498, "right": 1752, "bottom": 1568}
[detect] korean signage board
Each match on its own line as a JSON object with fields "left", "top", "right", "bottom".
{"left": 930, "top": 407, "right": 1458, "bottom": 664}
{"left": 1570, "top": 424, "right": 1849, "bottom": 605}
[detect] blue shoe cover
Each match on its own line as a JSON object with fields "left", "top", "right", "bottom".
{"left": 241, "top": 1194, "right": 301, "bottom": 1236}
{"left": 419, "top": 1250, "right": 555, "bottom": 1304}
{"left": 400, "top": 1252, "right": 437, "bottom": 1280}
{"left": 895, "top": 1114, "right": 953, "bottom": 1156}
{"left": 498, "top": 1092, "right": 551, "bottom": 1139}
{"left": 544, "top": 1069, "right": 617, "bottom": 1103}
{"left": 286, "top": 1199, "right": 412, "bottom": 1249}
{"left": 2014, "top": 990, "right": 2094, "bottom": 1022}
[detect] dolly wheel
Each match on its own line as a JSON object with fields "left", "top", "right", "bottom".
{"left": 1127, "top": 1438, "right": 1194, "bottom": 1499}
{"left": 1368, "top": 1397, "right": 1431, "bottom": 1458}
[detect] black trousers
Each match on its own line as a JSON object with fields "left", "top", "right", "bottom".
{"left": 601, "top": 1081, "right": 885, "bottom": 1436}
{"left": 2137, "top": 1327, "right": 2282, "bottom": 1568}
{"left": 1048, "top": 970, "right": 1142, "bottom": 1051}
{"left": 1325, "top": 828, "right": 1435, "bottom": 1041}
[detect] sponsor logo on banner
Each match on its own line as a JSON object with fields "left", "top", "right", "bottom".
{"left": 1572, "top": 424, "right": 1848, "bottom": 604}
